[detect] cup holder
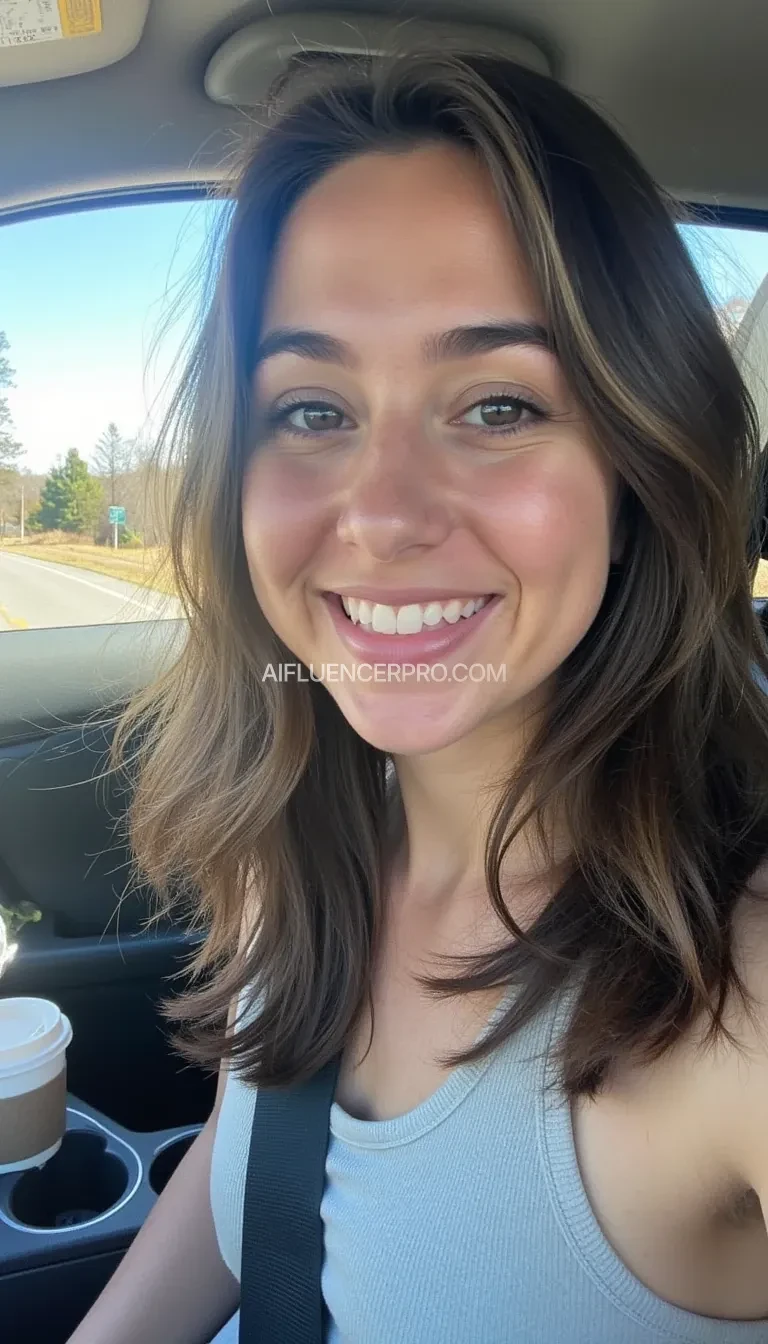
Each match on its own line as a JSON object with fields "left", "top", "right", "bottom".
{"left": 9, "top": 1130, "right": 129, "bottom": 1230}
{"left": 149, "top": 1132, "right": 197, "bottom": 1196}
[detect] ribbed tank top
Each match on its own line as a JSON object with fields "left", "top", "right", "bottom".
{"left": 209, "top": 980, "right": 768, "bottom": 1343}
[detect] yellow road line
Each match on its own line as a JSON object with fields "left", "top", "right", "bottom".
{"left": 0, "top": 603, "right": 29, "bottom": 630}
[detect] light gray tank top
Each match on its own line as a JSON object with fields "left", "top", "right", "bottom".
{"left": 209, "top": 981, "right": 767, "bottom": 1343}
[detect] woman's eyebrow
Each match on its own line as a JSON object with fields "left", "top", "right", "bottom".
{"left": 424, "top": 321, "right": 553, "bottom": 361}
{"left": 253, "top": 320, "right": 553, "bottom": 368}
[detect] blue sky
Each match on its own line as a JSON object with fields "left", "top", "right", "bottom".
{"left": 681, "top": 224, "right": 768, "bottom": 310}
{"left": 1, "top": 201, "right": 767, "bottom": 475}
{"left": 0, "top": 199, "right": 221, "bottom": 474}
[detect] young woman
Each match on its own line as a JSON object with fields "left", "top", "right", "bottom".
{"left": 70, "top": 50, "right": 768, "bottom": 1344}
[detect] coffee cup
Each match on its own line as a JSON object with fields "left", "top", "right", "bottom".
{"left": 0, "top": 997, "right": 72, "bottom": 1173}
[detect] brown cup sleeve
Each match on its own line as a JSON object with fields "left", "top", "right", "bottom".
{"left": 0, "top": 1068, "right": 67, "bottom": 1166}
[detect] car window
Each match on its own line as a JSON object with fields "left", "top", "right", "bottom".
{"left": 0, "top": 205, "right": 767, "bottom": 632}
{"left": 681, "top": 221, "right": 768, "bottom": 595}
{"left": 0, "top": 198, "right": 222, "bottom": 632}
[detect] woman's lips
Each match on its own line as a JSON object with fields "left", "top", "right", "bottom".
{"left": 323, "top": 592, "right": 503, "bottom": 664}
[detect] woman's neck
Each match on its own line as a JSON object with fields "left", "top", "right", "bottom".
{"left": 389, "top": 708, "right": 562, "bottom": 930}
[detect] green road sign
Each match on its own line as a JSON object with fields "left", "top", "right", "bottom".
{"left": 108, "top": 506, "right": 126, "bottom": 525}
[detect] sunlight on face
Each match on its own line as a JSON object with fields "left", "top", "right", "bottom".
{"left": 242, "top": 143, "right": 617, "bottom": 756}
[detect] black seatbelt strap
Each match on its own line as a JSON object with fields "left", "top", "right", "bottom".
{"left": 239, "top": 1055, "right": 341, "bottom": 1343}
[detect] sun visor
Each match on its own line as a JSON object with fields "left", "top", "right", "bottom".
{"left": 0, "top": 0, "right": 150, "bottom": 88}
{"left": 204, "top": 12, "right": 552, "bottom": 109}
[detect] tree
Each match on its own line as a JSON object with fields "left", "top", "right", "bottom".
{"left": 92, "top": 422, "right": 132, "bottom": 506}
{"left": 0, "top": 331, "right": 22, "bottom": 471}
{"left": 0, "top": 470, "right": 19, "bottom": 536}
{"left": 0, "top": 470, "right": 42, "bottom": 537}
{"left": 32, "top": 449, "right": 104, "bottom": 535}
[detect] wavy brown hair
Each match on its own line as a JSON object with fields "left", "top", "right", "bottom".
{"left": 114, "top": 50, "right": 768, "bottom": 1098}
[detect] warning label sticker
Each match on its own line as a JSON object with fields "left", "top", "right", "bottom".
{"left": 0, "top": 0, "right": 102, "bottom": 47}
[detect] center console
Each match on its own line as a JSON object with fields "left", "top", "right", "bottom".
{"left": 0, "top": 1097, "right": 203, "bottom": 1344}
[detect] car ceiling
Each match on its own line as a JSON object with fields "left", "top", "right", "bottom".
{"left": 0, "top": 0, "right": 767, "bottom": 219}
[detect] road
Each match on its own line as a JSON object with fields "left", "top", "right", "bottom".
{"left": 0, "top": 551, "right": 183, "bottom": 631}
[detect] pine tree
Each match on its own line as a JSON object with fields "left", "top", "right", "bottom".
{"left": 33, "top": 449, "right": 104, "bottom": 535}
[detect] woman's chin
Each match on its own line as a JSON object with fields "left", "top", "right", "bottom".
{"left": 332, "top": 688, "right": 489, "bottom": 756}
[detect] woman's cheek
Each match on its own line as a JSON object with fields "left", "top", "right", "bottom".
{"left": 479, "top": 459, "right": 612, "bottom": 585}
{"left": 242, "top": 452, "right": 337, "bottom": 588}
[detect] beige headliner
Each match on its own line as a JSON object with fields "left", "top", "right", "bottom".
{"left": 0, "top": 0, "right": 767, "bottom": 217}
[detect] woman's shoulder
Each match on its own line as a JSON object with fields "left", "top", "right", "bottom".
{"left": 699, "top": 868, "right": 768, "bottom": 1207}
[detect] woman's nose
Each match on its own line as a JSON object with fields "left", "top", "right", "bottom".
{"left": 335, "top": 422, "right": 452, "bottom": 562}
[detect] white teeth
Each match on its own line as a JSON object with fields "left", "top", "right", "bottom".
{"left": 396, "top": 603, "right": 423, "bottom": 635}
{"left": 339, "top": 594, "right": 493, "bottom": 635}
{"left": 422, "top": 602, "right": 443, "bottom": 627}
{"left": 371, "top": 603, "right": 397, "bottom": 634}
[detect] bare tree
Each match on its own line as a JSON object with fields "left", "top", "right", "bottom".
{"left": 0, "top": 331, "right": 22, "bottom": 472}
{"left": 0, "top": 469, "right": 43, "bottom": 537}
{"left": 0, "top": 470, "right": 18, "bottom": 536}
{"left": 92, "top": 422, "right": 132, "bottom": 506}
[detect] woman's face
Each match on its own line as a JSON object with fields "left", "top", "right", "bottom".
{"left": 242, "top": 143, "right": 618, "bottom": 756}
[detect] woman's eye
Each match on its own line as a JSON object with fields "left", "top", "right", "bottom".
{"left": 265, "top": 393, "right": 545, "bottom": 440}
{"left": 459, "top": 396, "right": 543, "bottom": 432}
{"left": 273, "top": 401, "right": 348, "bottom": 434}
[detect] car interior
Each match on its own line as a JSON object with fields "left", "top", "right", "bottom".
{"left": 1, "top": 3, "right": 768, "bottom": 1341}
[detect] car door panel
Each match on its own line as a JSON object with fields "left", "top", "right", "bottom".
{"left": 0, "top": 621, "right": 214, "bottom": 1134}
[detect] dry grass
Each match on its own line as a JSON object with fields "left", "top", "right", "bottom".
{"left": 0, "top": 534, "right": 177, "bottom": 596}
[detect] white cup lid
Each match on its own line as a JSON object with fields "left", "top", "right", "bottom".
{"left": 0, "top": 997, "right": 72, "bottom": 1080}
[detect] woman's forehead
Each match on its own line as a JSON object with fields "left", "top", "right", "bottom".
{"left": 262, "top": 144, "right": 544, "bottom": 331}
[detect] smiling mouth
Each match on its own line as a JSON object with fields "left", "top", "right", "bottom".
{"left": 332, "top": 593, "right": 497, "bottom": 636}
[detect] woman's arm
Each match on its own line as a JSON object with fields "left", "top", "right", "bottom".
{"left": 67, "top": 888, "right": 259, "bottom": 1344}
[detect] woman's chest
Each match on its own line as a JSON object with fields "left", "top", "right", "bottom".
{"left": 571, "top": 1062, "right": 768, "bottom": 1320}
{"left": 336, "top": 965, "right": 504, "bottom": 1121}
{"left": 335, "top": 970, "right": 768, "bottom": 1324}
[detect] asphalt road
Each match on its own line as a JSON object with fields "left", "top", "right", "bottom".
{"left": 0, "top": 551, "right": 183, "bottom": 631}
